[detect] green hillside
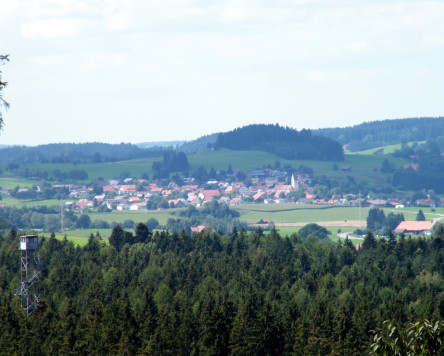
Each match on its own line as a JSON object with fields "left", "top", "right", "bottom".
{"left": 0, "top": 148, "right": 409, "bottom": 189}
{"left": 351, "top": 141, "right": 426, "bottom": 155}
{"left": 188, "top": 149, "right": 408, "bottom": 186}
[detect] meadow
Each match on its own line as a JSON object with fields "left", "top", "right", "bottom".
{"left": 188, "top": 149, "right": 409, "bottom": 186}
{"left": 85, "top": 203, "right": 443, "bottom": 228}
{"left": 0, "top": 149, "right": 409, "bottom": 188}
{"left": 0, "top": 194, "right": 71, "bottom": 208}
{"left": 34, "top": 204, "right": 442, "bottom": 248}
{"left": 351, "top": 141, "right": 426, "bottom": 155}
{"left": 42, "top": 233, "right": 90, "bottom": 247}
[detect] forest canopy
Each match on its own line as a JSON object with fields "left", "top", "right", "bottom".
{"left": 1, "top": 226, "right": 444, "bottom": 355}
{"left": 215, "top": 124, "right": 344, "bottom": 161}
{"left": 315, "top": 117, "right": 444, "bottom": 152}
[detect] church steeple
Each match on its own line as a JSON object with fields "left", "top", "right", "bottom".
{"left": 291, "top": 174, "right": 298, "bottom": 189}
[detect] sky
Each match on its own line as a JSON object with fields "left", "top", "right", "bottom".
{"left": 0, "top": 0, "right": 443, "bottom": 146}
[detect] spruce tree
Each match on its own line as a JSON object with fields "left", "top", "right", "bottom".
{"left": 416, "top": 209, "right": 426, "bottom": 221}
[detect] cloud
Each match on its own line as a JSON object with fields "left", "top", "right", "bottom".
{"left": 21, "top": 18, "right": 85, "bottom": 39}
{"left": 2, "top": 0, "right": 444, "bottom": 145}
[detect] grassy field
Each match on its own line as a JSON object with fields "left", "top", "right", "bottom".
{"left": 83, "top": 204, "right": 444, "bottom": 228}
{"left": 40, "top": 233, "right": 90, "bottom": 247}
{"left": 89, "top": 209, "right": 179, "bottom": 226}
{"left": 189, "top": 149, "right": 409, "bottom": 187}
{"left": 235, "top": 204, "right": 367, "bottom": 224}
{"left": 1, "top": 157, "right": 160, "bottom": 182}
{"left": 270, "top": 225, "right": 361, "bottom": 245}
{"left": 0, "top": 176, "right": 42, "bottom": 188}
{"left": 63, "top": 229, "right": 113, "bottom": 239}
{"left": 87, "top": 205, "right": 367, "bottom": 226}
{"left": 351, "top": 141, "right": 426, "bottom": 155}
{"left": 35, "top": 204, "right": 442, "bottom": 246}
{"left": 0, "top": 195, "right": 71, "bottom": 208}
{"left": 0, "top": 149, "right": 409, "bottom": 188}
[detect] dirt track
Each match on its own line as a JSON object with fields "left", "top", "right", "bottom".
{"left": 252, "top": 221, "right": 366, "bottom": 228}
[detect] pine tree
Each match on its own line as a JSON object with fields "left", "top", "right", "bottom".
{"left": 229, "top": 299, "right": 260, "bottom": 355}
{"left": 60, "top": 299, "right": 79, "bottom": 355}
{"left": 362, "top": 231, "right": 377, "bottom": 250}
{"left": 144, "top": 306, "right": 179, "bottom": 355}
{"left": 109, "top": 225, "right": 125, "bottom": 251}
{"left": 135, "top": 222, "right": 150, "bottom": 243}
{"left": 416, "top": 209, "right": 426, "bottom": 221}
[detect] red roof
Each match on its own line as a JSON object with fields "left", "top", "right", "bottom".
{"left": 394, "top": 221, "right": 435, "bottom": 233}
{"left": 120, "top": 185, "right": 137, "bottom": 191}
{"left": 201, "top": 190, "right": 220, "bottom": 197}
{"left": 191, "top": 225, "right": 206, "bottom": 233}
{"left": 253, "top": 192, "right": 266, "bottom": 200}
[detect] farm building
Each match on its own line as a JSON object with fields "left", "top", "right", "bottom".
{"left": 394, "top": 221, "right": 436, "bottom": 236}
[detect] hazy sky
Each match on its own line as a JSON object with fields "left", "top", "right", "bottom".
{"left": 1, "top": 0, "right": 443, "bottom": 145}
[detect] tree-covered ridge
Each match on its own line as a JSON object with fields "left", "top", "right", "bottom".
{"left": 215, "top": 124, "right": 344, "bottom": 161}
{"left": 314, "top": 117, "right": 444, "bottom": 152}
{"left": 1, "top": 226, "right": 444, "bottom": 355}
{"left": 0, "top": 142, "right": 170, "bottom": 164}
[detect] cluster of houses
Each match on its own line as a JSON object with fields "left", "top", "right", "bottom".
{"left": 1, "top": 168, "right": 443, "bottom": 214}
{"left": 63, "top": 170, "right": 310, "bottom": 211}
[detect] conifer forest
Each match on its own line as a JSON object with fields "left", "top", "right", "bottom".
{"left": 1, "top": 226, "right": 444, "bottom": 355}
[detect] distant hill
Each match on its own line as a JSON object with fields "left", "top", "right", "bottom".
{"left": 215, "top": 124, "right": 344, "bottom": 161}
{"left": 314, "top": 117, "right": 444, "bottom": 152}
{"left": 178, "top": 133, "right": 219, "bottom": 153}
{"left": 136, "top": 141, "right": 184, "bottom": 149}
{"left": 0, "top": 142, "right": 169, "bottom": 164}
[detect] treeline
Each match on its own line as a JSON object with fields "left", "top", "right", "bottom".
{"left": 393, "top": 146, "right": 444, "bottom": 193}
{"left": 0, "top": 142, "right": 169, "bottom": 164}
{"left": 1, "top": 226, "right": 444, "bottom": 355}
{"left": 365, "top": 208, "right": 405, "bottom": 235}
{"left": 315, "top": 117, "right": 444, "bottom": 152}
{"left": 167, "top": 201, "right": 245, "bottom": 235}
{"left": 152, "top": 151, "right": 189, "bottom": 179}
{"left": 216, "top": 124, "right": 344, "bottom": 161}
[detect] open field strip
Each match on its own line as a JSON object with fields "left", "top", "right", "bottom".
{"left": 40, "top": 233, "right": 90, "bottom": 247}
{"left": 274, "top": 225, "right": 362, "bottom": 245}
{"left": 88, "top": 209, "right": 180, "bottom": 225}
{"left": 275, "top": 221, "right": 365, "bottom": 228}
{"left": 236, "top": 204, "right": 368, "bottom": 224}
{"left": 0, "top": 195, "right": 71, "bottom": 208}
{"left": 0, "top": 176, "right": 43, "bottom": 188}
{"left": 87, "top": 205, "right": 444, "bottom": 228}
{"left": 63, "top": 229, "right": 113, "bottom": 239}
{"left": 350, "top": 141, "right": 426, "bottom": 155}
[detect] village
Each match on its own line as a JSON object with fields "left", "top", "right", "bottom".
{"left": 2, "top": 166, "right": 440, "bottom": 214}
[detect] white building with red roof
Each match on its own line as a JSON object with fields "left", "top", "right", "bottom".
{"left": 394, "top": 221, "right": 436, "bottom": 235}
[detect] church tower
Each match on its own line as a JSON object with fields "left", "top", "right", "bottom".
{"left": 291, "top": 174, "right": 299, "bottom": 190}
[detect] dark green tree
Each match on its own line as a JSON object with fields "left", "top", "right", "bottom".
{"left": 416, "top": 209, "right": 426, "bottom": 221}
{"left": 77, "top": 214, "right": 91, "bottom": 229}
{"left": 367, "top": 208, "right": 385, "bottom": 231}
{"left": 229, "top": 298, "right": 260, "bottom": 355}
{"left": 298, "top": 223, "right": 330, "bottom": 240}
{"left": 109, "top": 225, "right": 125, "bottom": 251}
{"left": 135, "top": 222, "right": 151, "bottom": 243}
{"left": 362, "top": 231, "right": 377, "bottom": 250}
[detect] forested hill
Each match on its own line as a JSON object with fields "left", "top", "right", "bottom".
{"left": 314, "top": 117, "right": 444, "bottom": 152}
{"left": 215, "top": 124, "right": 344, "bottom": 161}
{"left": 178, "top": 133, "right": 219, "bottom": 153}
{"left": 0, "top": 142, "right": 168, "bottom": 164}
